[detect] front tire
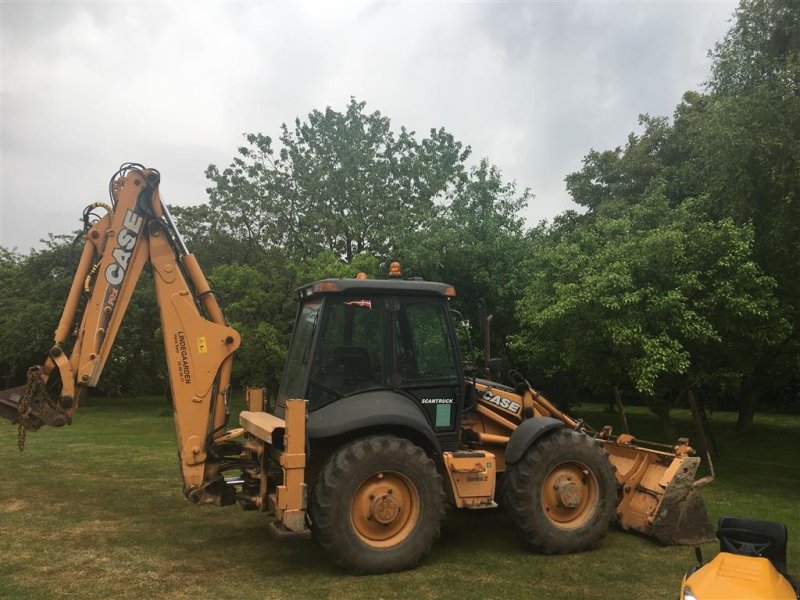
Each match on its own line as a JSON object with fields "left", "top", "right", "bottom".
{"left": 310, "top": 435, "right": 445, "bottom": 574}
{"left": 503, "top": 428, "right": 617, "bottom": 554}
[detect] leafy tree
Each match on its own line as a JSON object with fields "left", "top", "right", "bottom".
{"left": 563, "top": 0, "right": 800, "bottom": 430}
{"left": 512, "top": 192, "right": 787, "bottom": 432}
{"left": 400, "top": 159, "right": 531, "bottom": 361}
{"left": 708, "top": 0, "right": 800, "bottom": 94}
{"left": 184, "top": 98, "right": 471, "bottom": 264}
{"left": 564, "top": 115, "right": 677, "bottom": 210}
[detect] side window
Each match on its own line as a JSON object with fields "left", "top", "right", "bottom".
{"left": 307, "top": 297, "right": 386, "bottom": 408}
{"left": 395, "top": 300, "right": 458, "bottom": 383}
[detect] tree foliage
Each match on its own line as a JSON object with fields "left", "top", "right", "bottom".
{"left": 561, "top": 0, "right": 799, "bottom": 429}
{"left": 513, "top": 193, "right": 786, "bottom": 406}
{"left": 708, "top": 0, "right": 800, "bottom": 94}
{"left": 400, "top": 159, "right": 531, "bottom": 352}
{"left": 178, "top": 98, "right": 470, "bottom": 264}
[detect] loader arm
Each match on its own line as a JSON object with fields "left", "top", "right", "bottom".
{"left": 0, "top": 164, "right": 241, "bottom": 502}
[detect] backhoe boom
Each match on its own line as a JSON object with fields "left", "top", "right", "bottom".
{"left": 1, "top": 164, "right": 241, "bottom": 502}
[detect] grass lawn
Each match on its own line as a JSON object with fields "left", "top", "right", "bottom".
{"left": 1, "top": 397, "right": 798, "bottom": 599}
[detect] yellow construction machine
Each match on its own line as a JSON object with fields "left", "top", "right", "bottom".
{"left": 0, "top": 164, "right": 715, "bottom": 574}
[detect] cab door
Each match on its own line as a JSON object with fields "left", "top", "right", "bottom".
{"left": 391, "top": 297, "right": 463, "bottom": 446}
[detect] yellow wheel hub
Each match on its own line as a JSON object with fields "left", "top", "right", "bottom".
{"left": 351, "top": 471, "right": 420, "bottom": 548}
{"left": 541, "top": 461, "right": 599, "bottom": 529}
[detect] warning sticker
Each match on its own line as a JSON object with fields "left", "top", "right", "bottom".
{"left": 197, "top": 336, "right": 208, "bottom": 354}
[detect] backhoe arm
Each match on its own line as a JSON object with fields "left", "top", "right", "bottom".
{"left": 0, "top": 164, "right": 240, "bottom": 501}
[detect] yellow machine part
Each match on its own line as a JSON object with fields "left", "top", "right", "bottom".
{"left": 601, "top": 440, "right": 714, "bottom": 545}
{"left": 681, "top": 553, "right": 798, "bottom": 600}
{"left": 443, "top": 450, "right": 497, "bottom": 509}
{"left": 466, "top": 379, "right": 715, "bottom": 545}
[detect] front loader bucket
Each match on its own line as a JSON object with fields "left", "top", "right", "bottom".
{"left": 649, "top": 458, "right": 715, "bottom": 545}
{"left": 601, "top": 442, "right": 715, "bottom": 546}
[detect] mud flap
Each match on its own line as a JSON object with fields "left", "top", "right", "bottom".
{"left": 650, "top": 458, "right": 716, "bottom": 545}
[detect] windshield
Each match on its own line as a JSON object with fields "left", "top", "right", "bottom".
{"left": 278, "top": 299, "right": 321, "bottom": 405}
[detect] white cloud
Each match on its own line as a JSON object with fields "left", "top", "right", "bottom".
{"left": 0, "top": 0, "right": 736, "bottom": 251}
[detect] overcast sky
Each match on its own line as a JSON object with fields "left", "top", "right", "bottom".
{"left": 1, "top": 0, "right": 737, "bottom": 252}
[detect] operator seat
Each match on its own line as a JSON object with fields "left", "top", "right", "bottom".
{"left": 331, "top": 346, "right": 372, "bottom": 381}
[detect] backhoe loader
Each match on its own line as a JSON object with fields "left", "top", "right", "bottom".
{"left": 0, "top": 164, "right": 715, "bottom": 574}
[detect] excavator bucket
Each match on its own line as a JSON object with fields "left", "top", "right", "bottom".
{"left": 600, "top": 439, "right": 716, "bottom": 545}
{"left": 0, "top": 367, "right": 69, "bottom": 433}
{"left": 0, "top": 385, "right": 27, "bottom": 424}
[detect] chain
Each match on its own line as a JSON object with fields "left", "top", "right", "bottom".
{"left": 16, "top": 366, "right": 47, "bottom": 452}
{"left": 17, "top": 398, "right": 29, "bottom": 452}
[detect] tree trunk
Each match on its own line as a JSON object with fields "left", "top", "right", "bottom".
{"left": 647, "top": 396, "right": 675, "bottom": 442}
{"left": 614, "top": 386, "right": 629, "bottom": 434}
{"left": 736, "top": 378, "right": 758, "bottom": 434}
{"left": 687, "top": 390, "right": 717, "bottom": 457}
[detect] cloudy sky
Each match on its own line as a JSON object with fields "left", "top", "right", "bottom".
{"left": 1, "top": 0, "right": 737, "bottom": 252}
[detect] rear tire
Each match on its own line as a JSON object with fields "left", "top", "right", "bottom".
{"left": 503, "top": 428, "right": 617, "bottom": 554}
{"left": 310, "top": 435, "right": 445, "bottom": 574}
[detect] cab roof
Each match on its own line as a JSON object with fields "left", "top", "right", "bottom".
{"left": 296, "top": 278, "right": 456, "bottom": 300}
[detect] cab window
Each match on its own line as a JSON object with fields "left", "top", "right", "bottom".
{"left": 278, "top": 299, "right": 321, "bottom": 405}
{"left": 395, "top": 300, "right": 458, "bottom": 383}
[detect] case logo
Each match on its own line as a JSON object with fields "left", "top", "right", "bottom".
{"left": 105, "top": 209, "right": 143, "bottom": 285}
{"left": 482, "top": 390, "right": 521, "bottom": 414}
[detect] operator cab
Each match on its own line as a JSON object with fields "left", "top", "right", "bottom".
{"left": 276, "top": 278, "right": 465, "bottom": 447}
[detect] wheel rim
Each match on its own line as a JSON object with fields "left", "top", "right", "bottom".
{"left": 350, "top": 471, "right": 420, "bottom": 548}
{"left": 540, "top": 461, "right": 599, "bottom": 530}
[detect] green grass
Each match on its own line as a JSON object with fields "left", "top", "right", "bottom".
{"left": 1, "top": 398, "right": 798, "bottom": 599}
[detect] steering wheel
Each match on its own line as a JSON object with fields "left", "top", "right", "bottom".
{"left": 716, "top": 527, "right": 776, "bottom": 557}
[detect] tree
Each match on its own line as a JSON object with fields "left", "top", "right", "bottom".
{"left": 564, "top": 115, "right": 677, "bottom": 211}
{"left": 563, "top": 0, "right": 800, "bottom": 430}
{"left": 708, "top": 0, "right": 800, "bottom": 95}
{"left": 399, "top": 159, "right": 532, "bottom": 362}
{"left": 185, "top": 98, "right": 471, "bottom": 264}
{"left": 512, "top": 191, "right": 788, "bottom": 432}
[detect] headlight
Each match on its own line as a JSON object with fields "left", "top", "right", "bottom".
{"left": 682, "top": 585, "right": 698, "bottom": 600}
